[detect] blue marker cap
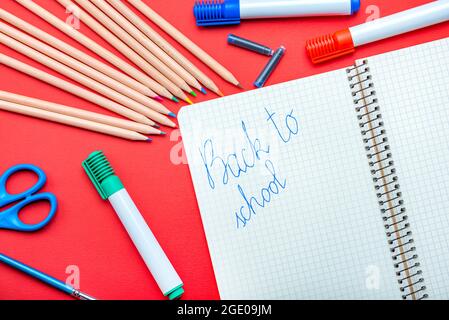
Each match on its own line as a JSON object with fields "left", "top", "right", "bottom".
{"left": 194, "top": 0, "right": 240, "bottom": 26}
{"left": 351, "top": 0, "right": 361, "bottom": 14}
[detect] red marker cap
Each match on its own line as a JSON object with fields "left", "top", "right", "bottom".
{"left": 306, "top": 29, "right": 355, "bottom": 64}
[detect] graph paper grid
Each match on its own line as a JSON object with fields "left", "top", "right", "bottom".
{"left": 179, "top": 68, "right": 398, "bottom": 299}
{"left": 365, "top": 37, "right": 449, "bottom": 299}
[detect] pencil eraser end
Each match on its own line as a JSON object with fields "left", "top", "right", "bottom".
{"left": 306, "top": 29, "right": 355, "bottom": 64}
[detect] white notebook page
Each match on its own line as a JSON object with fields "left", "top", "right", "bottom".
{"left": 179, "top": 69, "right": 398, "bottom": 299}
{"left": 365, "top": 37, "right": 449, "bottom": 299}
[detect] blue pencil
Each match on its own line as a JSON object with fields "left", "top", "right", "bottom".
{"left": 0, "top": 253, "right": 95, "bottom": 300}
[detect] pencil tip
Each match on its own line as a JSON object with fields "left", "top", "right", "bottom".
{"left": 160, "top": 131, "right": 166, "bottom": 135}
{"left": 146, "top": 138, "right": 153, "bottom": 142}
{"left": 217, "top": 90, "right": 224, "bottom": 97}
{"left": 236, "top": 83, "right": 244, "bottom": 89}
{"left": 172, "top": 96, "right": 179, "bottom": 103}
{"left": 153, "top": 96, "right": 164, "bottom": 102}
{"left": 200, "top": 87, "right": 207, "bottom": 95}
{"left": 185, "top": 97, "right": 194, "bottom": 105}
{"left": 190, "top": 91, "right": 197, "bottom": 97}
{"left": 168, "top": 112, "right": 177, "bottom": 118}
{"left": 153, "top": 123, "right": 160, "bottom": 129}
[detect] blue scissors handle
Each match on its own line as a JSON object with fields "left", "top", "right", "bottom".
{"left": 0, "top": 164, "right": 57, "bottom": 232}
{"left": 0, "top": 164, "right": 46, "bottom": 206}
{"left": 0, "top": 193, "right": 57, "bottom": 232}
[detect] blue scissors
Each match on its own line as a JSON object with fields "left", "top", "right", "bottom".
{"left": 0, "top": 164, "right": 57, "bottom": 232}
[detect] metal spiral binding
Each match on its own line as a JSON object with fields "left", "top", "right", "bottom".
{"left": 347, "top": 60, "right": 428, "bottom": 300}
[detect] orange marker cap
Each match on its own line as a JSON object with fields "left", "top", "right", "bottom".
{"left": 306, "top": 29, "right": 355, "bottom": 64}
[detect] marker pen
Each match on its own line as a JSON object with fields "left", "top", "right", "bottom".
{"left": 194, "top": 0, "right": 360, "bottom": 26}
{"left": 306, "top": 0, "right": 449, "bottom": 63}
{"left": 82, "top": 151, "right": 184, "bottom": 300}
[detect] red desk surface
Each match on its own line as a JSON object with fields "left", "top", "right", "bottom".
{"left": 1, "top": 0, "right": 448, "bottom": 300}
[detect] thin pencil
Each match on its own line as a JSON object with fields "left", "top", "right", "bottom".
{"left": 107, "top": 0, "right": 221, "bottom": 96}
{"left": 0, "top": 90, "right": 164, "bottom": 135}
{"left": 15, "top": 0, "right": 174, "bottom": 101}
{"left": 0, "top": 53, "right": 154, "bottom": 126}
{"left": 0, "top": 32, "right": 176, "bottom": 127}
{"left": 56, "top": 0, "right": 191, "bottom": 103}
{"left": 95, "top": 0, "right": 202, "bottom": 94}
{"left": 0, "top": 100, "right": 151, "bottom": 142}
{"left": 89, "top": 0, "right": 196, "bottom": 97}
{"left": 0, "top": 8, "right": 158, "bottom": 100}
{"left": 128, "top": 0, "right": 241, "bottom": 88}
{"left": 0, "top": 22, "right": 172, "bottom": 116}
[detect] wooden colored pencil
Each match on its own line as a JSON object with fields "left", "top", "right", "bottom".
{"left": 0, "top": 90, "right": 164, "bottom": 135}
{"left": 0, "top": 100, "right": 151, "bottom": 142}
{"left": 15, "top": 0, "right": 175, "bottom": 101}
{"left": 0, "top": 22, "right": 172, "bottom": 116}
{"left": 0, "top": 32, "right": 176, "bottom": 128}
{"left": 107, "top": 0, "right": 222, "bottom": 96}
{"left": 0, "top": 8, "right": 158, "bottom": 99}
{"left": 95, "top": 0, "right": 203, "bottom": 94}
{"left": 56, "top": 0, "right": 191, "bottom": 103}
{"left": 128, "top": 0, "right": 241, "bottom": 88}
{"left": 0, "top": 53, "right": 154, "bottom": 126}
{"left": 88, "top": 0, "right": 197, "bottom": 97}
{"left": 69, "top": 0, "right": 192, "bottom": 98}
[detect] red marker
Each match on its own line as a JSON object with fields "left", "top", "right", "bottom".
{"left": 306, "top": 0, "right": 449, "bottom": 64}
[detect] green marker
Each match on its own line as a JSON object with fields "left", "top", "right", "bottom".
{"left": 82, "top": 151, "right": 184, "bottom": 300}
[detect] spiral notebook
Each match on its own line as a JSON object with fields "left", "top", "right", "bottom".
{"left": 178, "top": 37, "right": 449, "bottom": 300}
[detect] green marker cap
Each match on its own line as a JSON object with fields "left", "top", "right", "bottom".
{"left": 82, "top": 151, "right": 124, "bottom": 199}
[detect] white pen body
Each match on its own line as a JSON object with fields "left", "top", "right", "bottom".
{"left": 350, "top": 0, "right": 449, "bottom": 46}
{"left": 239, "top": 0, "right": 353, "bottom": 19}
{"left": 108, "top": 189, "right": 182, "bottom": 296}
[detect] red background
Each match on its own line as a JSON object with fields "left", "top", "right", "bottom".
{"left": 0, "top": 0, "right": 448, "bottom": 300}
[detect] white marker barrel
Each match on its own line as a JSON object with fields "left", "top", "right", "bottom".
{"left": 240, "top": 0, "right": 353, "bottom": 19}
{"left": 350, "top": 0, "right": 449, "bottom": 46}
{"left": 109, "top": 189, "right": 183, "bottom": 297}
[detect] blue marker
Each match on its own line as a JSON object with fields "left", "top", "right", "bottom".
{"left": 194, "top": 0, "right": 360, "bottom": 26}
{"left": 0, "top": 253, "right": 95, "bottom": 300}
